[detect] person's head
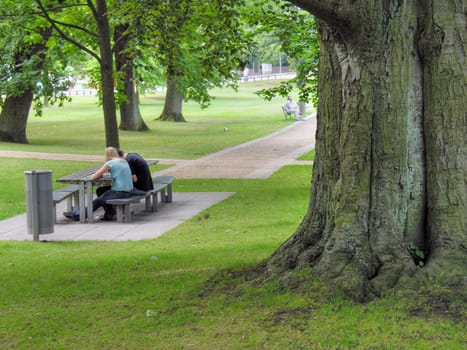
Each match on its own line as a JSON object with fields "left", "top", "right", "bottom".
{"left": 117, "top": 149, "right": 125, "bottom": 157}
{"left": 104, "top": 147, "right": 120, "bottom": 161}
{"left": 287, "top": 96, "right": 292, "bottom": 101}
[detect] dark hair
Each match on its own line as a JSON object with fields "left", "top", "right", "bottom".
{"left": 117, "top": 149, "right": 124, "bottom": 157}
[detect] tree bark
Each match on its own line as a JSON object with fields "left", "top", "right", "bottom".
{"left": 418, "top": 0, "right": 466, "bottom": 287}
{"left": 0, "top": 91, "right": 34, "bottom": 144}
{"left": 93, "top": 0, "right": 120, "bottom": 147}
{"left": 266, "top": 0, "right": 466, "bottom": 301}
{"left": 114, "top": 24, "right": 149, "bottom": 131}
{"left": 157, "top": 75, "right": 186, "bottom": 122}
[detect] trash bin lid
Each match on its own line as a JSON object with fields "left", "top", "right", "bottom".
{"left": 24, "top": 169, "right": 53, "bottom": 175}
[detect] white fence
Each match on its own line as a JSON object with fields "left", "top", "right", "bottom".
{"left": 63, "top": 89, "right": 98, "bottom": 96}
{"left": 61, "top": 74, "right": 296, "bottom": 96}
{"left": 239, "top": 72, "right": 296, "bottom": 83}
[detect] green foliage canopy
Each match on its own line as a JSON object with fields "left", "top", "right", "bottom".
{"left": 139, "top": 0, "right": 250, "bottom": 108}
{"left": 244, "top": 0, "right": 319, "bottom": 104}
{"left": 0, "top": 1, "right": 79, "bottom": 116}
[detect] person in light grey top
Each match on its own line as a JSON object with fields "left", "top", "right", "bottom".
{"left": 284, "top": 96, "right": 303, "bottom": 121}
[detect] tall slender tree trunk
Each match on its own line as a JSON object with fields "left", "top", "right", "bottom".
{"left": 157, "top": 75, "right": 186, "bottom": 122}
{"left": 94, "top": 0, "right": 119, "bottom": 147}
{"left": 114, "top": 24, "right": 149, "bottom": 131}
{"left": 265, "top": 0, "right": 466, "bottom": 301}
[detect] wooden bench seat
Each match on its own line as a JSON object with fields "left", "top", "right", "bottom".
{"left": 53, "top": 185, "right": 79, "bottom": 223}
{"left": 106, "top": 183, "right": 168, "bottom": 223}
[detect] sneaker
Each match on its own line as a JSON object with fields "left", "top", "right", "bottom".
{"left": 64, "top": 210, "right": 81, "bottom": 221}
{"left": 63, "top": 211, "right": 74, "bottom": 219}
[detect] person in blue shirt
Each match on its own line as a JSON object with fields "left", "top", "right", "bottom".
{"left": 64, "top": 147, "right": 134, "bottom": 221}
{"left": 96, "top": 149, "right": 154, "bottom": 196}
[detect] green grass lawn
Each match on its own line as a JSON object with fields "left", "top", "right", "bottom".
{"left": 0, "top": 81, "right": 464, "bottom": 349}
{"left": 1, "top": 166, "right": 464, "bottom": 349}
{"left": 0, "top": 80, "right": 310, "bottom": 220}
{"left": 0, "top": 81, "right": 299, "bottom": 159}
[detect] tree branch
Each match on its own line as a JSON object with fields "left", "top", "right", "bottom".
{"left": 50, "top": 18, "right": 98, "bottom": 39}
{"left": 86, "top": 0, "right": 99, "bottom": 21}
{"left": 287, "top": 0, "right": 353, "bottom": 28}
{"left": 34, "top": 0, "right": 100, "bottom": 62}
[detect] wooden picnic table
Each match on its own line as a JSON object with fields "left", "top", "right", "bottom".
{"left": 56, "top": 159, "right": 158, "bottom": 223}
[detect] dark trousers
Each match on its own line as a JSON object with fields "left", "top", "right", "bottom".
{"left": 96, "top": 186, "right": 111, "bottom": 197}
{"left": 93, "top": 189, "right": 132, "bottom": 217}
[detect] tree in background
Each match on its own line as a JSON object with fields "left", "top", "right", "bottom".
{"left": 0, "top": 2, "right": 73, "bottom": 143}
{"left": 113, "top": 18, "right": 149, "bottom": 131}
{"left": 112, "top": 0, "right": 150, "bottom": 131}
{"left": 34, "top": 0, "right": 120, "bottom": 146}
{"left": 142, "top": 0, "right": 248, "bottom": 122}
{"left": 2, "top": 1, "right": 250, "bottom": 143}
{"left": 259, "top": 0, "right": 466, "bottom": 301}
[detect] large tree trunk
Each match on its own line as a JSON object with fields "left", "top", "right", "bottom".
{"left": 266, "top": 0, "right": 466, "bottom": 301}
{"left": 114, "top": 24, "right": 149, "bottom": 131}
{"left": 0, "top": 91, "right": 34, "bottom": 144}
{"left": 118, "top": 77, "right": 149, "bottom": 131}
{"left": 157, "top": 76, "right": 186, "bottom": 122}
{"left": 0, "top": 26, "right": 52, "bottom": 144}
{"left": 94, "top": 0, "right": 120, "bottom": 147}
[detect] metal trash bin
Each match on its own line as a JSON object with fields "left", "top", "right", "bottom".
{"left": 25, "top": 170, "right": 54, "bottom": 241}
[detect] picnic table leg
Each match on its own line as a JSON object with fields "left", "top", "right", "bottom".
{"left": 79, "top": 182, "right": 86, "bottom": 223}
{"left": 86, "top": 181, "right": 94, "bottom": 223}
{"left": 166, "top": 184, "right": 173, "bottom": 203}
{"left": 115, "top": 205, "right": 124, "bottom": 223}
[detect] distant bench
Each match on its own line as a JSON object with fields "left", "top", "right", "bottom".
{"left": 281, "top": 106, "right": 294, "bottom": 120}
{"left": 106, "top": 176, "right": 175, "bottom": 223}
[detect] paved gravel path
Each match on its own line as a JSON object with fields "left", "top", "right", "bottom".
{"left": 156, "top": 115, "right": 316, "bottom": 179}
{"left": 1, "top": 114, "right": 316, "bottom": 179}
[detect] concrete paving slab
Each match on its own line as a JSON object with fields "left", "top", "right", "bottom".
{"left": 0, "top": 192, "right": 234, "bottom": 242}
